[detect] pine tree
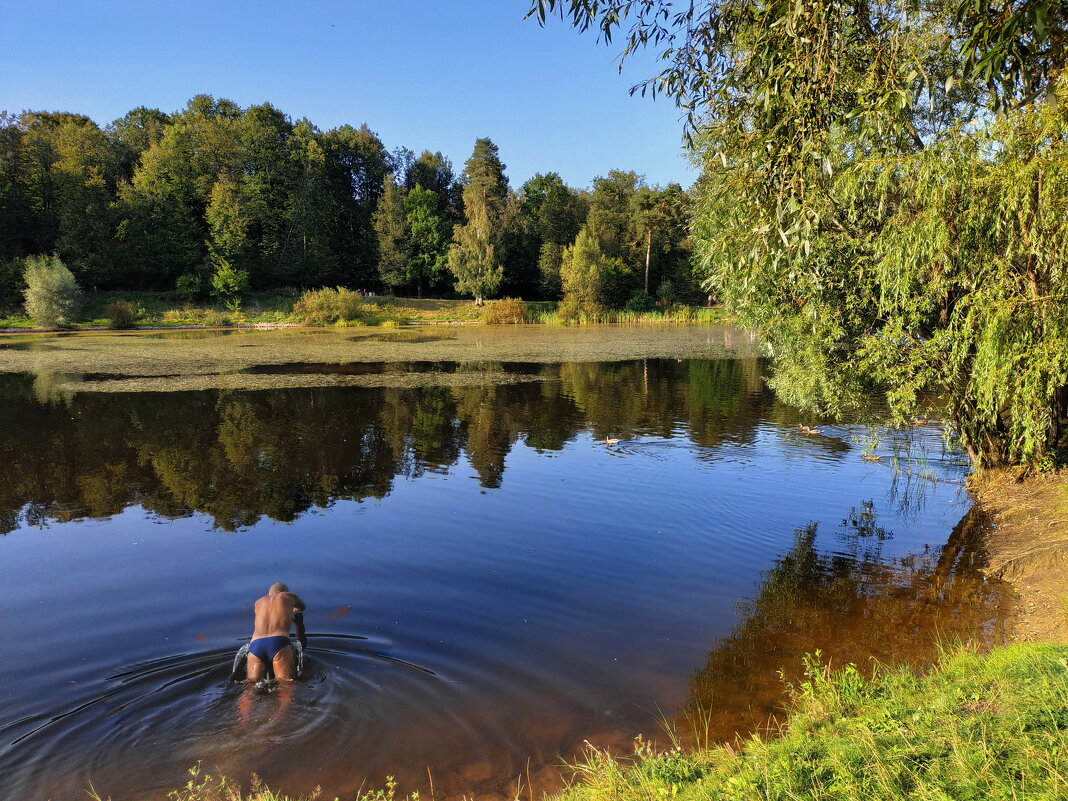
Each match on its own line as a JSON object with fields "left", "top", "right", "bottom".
{"left": 372, "top": 174, "right": 407, "bottom": 292}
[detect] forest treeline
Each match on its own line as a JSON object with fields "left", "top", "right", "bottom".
{"left": 0, "top": 95, "right": 694, "bottom": 310}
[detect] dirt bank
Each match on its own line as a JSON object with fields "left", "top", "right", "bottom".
{"left": 970, "top": 470, "right": 1068, "bottom": 643}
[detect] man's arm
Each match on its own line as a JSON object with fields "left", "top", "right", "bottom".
{"left": 290, "top": 594, "right": 307, "bottom": 648}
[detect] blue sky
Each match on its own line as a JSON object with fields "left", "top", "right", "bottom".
{"left": 0, "top": 0, "right": 695, "bottom": 190}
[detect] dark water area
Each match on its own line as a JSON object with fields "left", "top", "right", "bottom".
{"left": 0, "top": 358, "right": 1009, "bottom": 801}
{"left": 245, "top": 360, "right": 547, "bottom": 377}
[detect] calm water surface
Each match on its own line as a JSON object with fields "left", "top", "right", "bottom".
{"left": 0, "top": 348, "right": 1009, "bottom": 800}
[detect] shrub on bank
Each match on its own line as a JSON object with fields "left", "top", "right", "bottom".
{"left": 293, "top": 287, "right": 366, "bottom": 325}
{"left": 176, "top": 273, "right": 203, "bottom": 305}
{"left": 556, "top": 296, "right": 606, "bottom": 324}
{"left": 23, "top": 254, "right": 82, "bottom": 328}
{"left": 210, "top": 261, "right": 249, "bottom": 311}
{"left": 105, "top": 300, "right": 137, "bottom": 329}
{"left": 481, "top": 297, "right": 527, "bottom": 324}
{"left": 624, "top": 291, "right": 655, "bottom": 312}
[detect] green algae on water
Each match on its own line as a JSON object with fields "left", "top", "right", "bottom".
{"left": 0, "top": 326, "right": 761, "bottom": 392}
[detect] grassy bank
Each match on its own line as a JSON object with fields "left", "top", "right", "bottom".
{"left": 554, "top": 643, "right": 1068, "bottom": 801}
{"left": 530, "top": 306, "right": 728, "bottom": 326}
{"left": 145, "top": 644, "right": 1068, "bottom": 801}
{"left": 0, "top": 291, "right": 488, "bottom": 329}
{"left": 0, "top": 290, "right": 727, "bottom": 330}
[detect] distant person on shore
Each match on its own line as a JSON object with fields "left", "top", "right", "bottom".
{"left": 246, "top": 582, "right": 306, "bottom": 682}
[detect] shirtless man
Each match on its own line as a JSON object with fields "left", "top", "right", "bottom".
{"left": 247, "top": 582, "right": 306, "bottom": 682}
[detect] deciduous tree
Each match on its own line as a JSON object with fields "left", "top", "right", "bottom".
{"left": 404, "top": 184, "right": 448, "bottom": 298}
{"left": 447, "top": 139, "right": 509, "bottom": 304}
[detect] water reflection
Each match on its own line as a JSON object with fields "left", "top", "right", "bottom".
{"left": 1, "top": 359, "right": 783, "bottom": 531}
{"left": 681, "top": 505, "right": 1009, "bottom": 744}
{"left": 0, "top": 358, "right": 995, "bottom": 801}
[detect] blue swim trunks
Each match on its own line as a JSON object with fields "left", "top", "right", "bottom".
{"left": 248, "top": 635, "right": 292, "bottom": 662}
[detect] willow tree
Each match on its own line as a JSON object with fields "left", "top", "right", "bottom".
{"left": 533, "top": 0, "right": 1068, "bottom": 467}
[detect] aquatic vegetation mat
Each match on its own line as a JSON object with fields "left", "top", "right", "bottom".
{"left": 0, "top": 326, "right": 760, "bottom": 392}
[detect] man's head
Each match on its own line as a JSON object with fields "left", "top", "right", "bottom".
{"left": 268, "top": 582, "right": 289, "bottom": 595}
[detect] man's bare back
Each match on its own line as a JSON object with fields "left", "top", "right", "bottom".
{"left": 247, "top": 582, "right": 305, "bottom": 682}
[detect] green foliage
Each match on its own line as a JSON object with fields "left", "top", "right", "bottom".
{"left": 104, "top": 300, "right": 137, "bottom": 329}
{"left": 373, "top": 174, "right": 408, "bottom": 290}
{"left": 447, "top": 138, "right": 509, "bottom": 304}
{"left": 205, "top": 173, "right": 247, "bottom": 274}
{"left": 522, "top": 171, "right": 584, "bottom": 246}
{"left": 600, "top": 257, "right": 636, "bottom": 309}
{"left": 537, "top": 241, "right": 564, "bottom": 299}
{"left": 0, "top": 258, "right": 26, "bottom": 310}
{"left": 404, "top": 184, "right": 448, "bottom": 297}
{"left": 209, "top": 260, "right": 249, "bottom": 311}
{"left": 404, "top": 150, "right": 455, "bottom": 216}
{"left": 560, "top": 226, "right": 607, "bottom": 309}
{"left": 631, "top": 183, "right": 690, "bottom": 295}
{"left": 447, "top": 205, "right": 503, "bottom": 305}
{"left": 481, "top": 297, "right": 528, "bottom": 324}
{"left": 697, "top": 78, "right": 1068, "bottom": 468}
{"left": 22, "top": 254, "right": 81, "bottom": 328}
{"left": 529, "top": 1, "right": 1064, "bottom": 132}
{"left": 656, "top": 281, "right": 679, "bottom": 306}
{"left": 175, "top": 272, "right": 203, "bottom": 305}
{"left": 1, "top": 96, "right": 689, "bottom": 306}
{"left": 461, "top": 137, "right": 508, "bottom": 204}
{"left": 538, "top": 0, "right": 1068, "bottom": 468}
{"left": 292, "top": 286, "right": 368, "bottom": 325}
{"left": 624, "top": 290, "right": 655, "bottom": 313}
{"left": 554, "top": 294, "right": 604, "bottom": 324}
{"left": 587, "top": 169, "right": 640, "bottom": 262}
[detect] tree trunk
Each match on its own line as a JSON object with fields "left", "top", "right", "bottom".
{"left": 644, "top": 227, "right": 652, "bottom": 295}
{"left": 476, "top": 295, "right": 484, "bottom": 307}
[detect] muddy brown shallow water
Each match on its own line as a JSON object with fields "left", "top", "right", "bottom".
{"left": 0, "top": 330, "right": 1008, "bottom": 800}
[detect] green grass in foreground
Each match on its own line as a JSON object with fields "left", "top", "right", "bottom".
{"left": 561, "top": 643, "right": 1068, "bottom": 801}
{"left": 134, "top": 643, "right": 1067, "bottom": 801}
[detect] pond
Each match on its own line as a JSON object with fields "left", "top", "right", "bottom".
{"left": 0, "top": 327, "right": 1009, "bottom": 800}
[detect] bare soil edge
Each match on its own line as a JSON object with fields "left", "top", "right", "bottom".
{"left": 969, "top": 470, "right": 1068, "bottom": 644}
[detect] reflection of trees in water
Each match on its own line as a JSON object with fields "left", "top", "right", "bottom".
{"left": 679, "top": 505, "right": 1010, "bottom": 745}
{"left": 1, "top": 358, "right": 879, "bottom": 530}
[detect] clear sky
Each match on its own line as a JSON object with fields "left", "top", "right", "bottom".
{"left": 0, "top": 0, "right": 695, "bottom": 190}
